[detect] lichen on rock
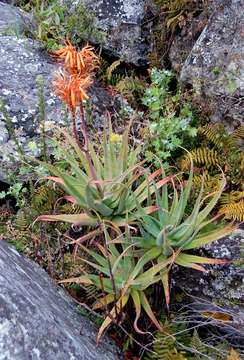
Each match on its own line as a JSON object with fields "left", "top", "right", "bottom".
{"left": 180, "top": 0, "right": 244, "bottom": 128}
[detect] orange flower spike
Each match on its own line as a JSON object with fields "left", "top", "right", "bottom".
{"left": 53, "top": 40, "right": 80, "bottom": 71}
{"left": 78, "top": 45, "right": 99, "bottom": 70}
{"left": 54, "top": 41, "right": 76, "bottom": 59}
{"left": 76, "top": 52, "right": 83, "bottom": 72}
{"left": 53, "top": 71, "right": 92, "bottom": 110}
{"left": 53, "top": 71, "right": 70, "bottom": 109}
{"left": 79, "top": 76, "right": 93, "bottom": 99}
{"left": 53, "top": 41, "right": 99, "bottom": 77}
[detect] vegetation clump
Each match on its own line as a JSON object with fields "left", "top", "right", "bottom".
{"left": 142, "top": 68, "right": 197, "bottom": 163}
{"left": 0, "top": 16, "right": 243, "bottom": 355}
{"left": 20, "top": 0, "right": 105, "bottom": 50}
{"left": 25, "top": 43, "right": 238, "bottom": 352}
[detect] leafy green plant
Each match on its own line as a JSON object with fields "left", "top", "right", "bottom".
{"left": 155, "top": 0, "right": 205, "bottom": 33}
{"left": 26, "top": 0, "right": 65, "bottom": 50}
{"left": 0, "top": 183, "right": 28, "bottom": 207}
{"left": 142, "top": 69, "right": 197, "bottom": 164}
{"left": 148, "top": 0, "right": 206, "bottom": 67}
{"left": 25, "top": 0, "right": 105, "bottom": 50}
{"left": 60, "top": 226, "right": 173, "bottom": 342}
{"left": 61, "top": 1, "right": 105, "bottom": 47}
{"left": 36, "top": 123, "right": 171, "bottom": 229}
{"left": 133, "top": 159, "right": 235, "bottom": 305}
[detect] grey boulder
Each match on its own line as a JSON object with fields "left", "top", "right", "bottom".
{"left": 61, "top": 0, "right": 148, "bottom": 65}
{"left": 175, "top": 229, "right": 244, "bottom": 343}
{"left": 0, "top": 36, "right": 63, "bottom": 178}
{"left": 169, "top": 11, "right": 209, "bottom": 72}
{"left": 180, "top": 0, "right": 244, "bottom": 128}
{"left": 0, "top": 34, "right": 119, "bottom": 181}
{"left": 0, "top": 2, "right": 31, "bottom": 36}
{"left": 177, "top": 229, "right": 244, "bottom": 304}
{"left": 0, "top": 240, "right": 122, "bottom": 360}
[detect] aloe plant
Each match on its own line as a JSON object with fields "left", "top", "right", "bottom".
{"left": 60, "top": 227, "right": 174, "bottom": 342}
{"left": 133, "top": 161, "right": 236, "bottom": 305}
{"left": 36, "top": 123, "right": 171, "bottom": 228}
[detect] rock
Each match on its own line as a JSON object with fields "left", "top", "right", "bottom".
{"left": 169, "top": 11, "right": 209, "bottom": 72}
{"left": 61, "top": 0, "right": 148, "bottom": 66}
{"left": 0, "top": 2, "right": 31, "bottom": 36}
{"left": 180, "top": 0, "right": 244, "bottom": 128}
{"left": 0, "top": 36, "right": 64, "bottom": 178}
{"left": 175, "top": 229, "right": 244, "bottom": 343}
{"left": 0, "top": 240, "right": 122, "bottom": 359}
{"left": 0, "top": 34, "right": 120, "bottom": 181}
{"left": 177, "top": 229, "right": 244, "bottom": 303}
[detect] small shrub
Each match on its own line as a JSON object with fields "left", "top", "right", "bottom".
{"left": 142, "top": 68, "right": 197, "bottom": 164}
{"left": 133, "top": 160, "right": 235, "bottom": 305}
{"left": 23, "top": 0, "right": 105, "bottom": 50}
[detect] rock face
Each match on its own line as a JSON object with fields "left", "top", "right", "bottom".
{"left": 62, "top": 0, "right": 148, "bottom": 65}
{"left": 0, "top": 5, "right": 120, "bottom": 182}
{"left": 169, "top": 11, "right": 209, "bottom": 72}
{"left": 0, "top": 3, "right": 64, "bottom": 180}
{"left": 0, "top": 2, "right": 30, "bottom": 36}
{"left": 180, "top": 0, "right": 244, "bottom": 128}
{"left": 0, "top": 240, "right": 122, "bottom": 360}
{"left": 0, "top": 35, "right": 63, "bottom": 179}
{"left": 177, "top": 230, "right": 244, "bottom": 304}
{"left": 175, "top": 229, "right": 244, "bottom": 342}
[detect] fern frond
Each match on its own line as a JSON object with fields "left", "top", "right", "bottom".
{"left": 198, "top": 124, "right": 225, "bottom": 148}
{"left": 219, "top": 200, "right": 244, "bottom": 222}
{"left": 232, "top": 125, "right": 244, "bottom": 140}
{"left": 145, "top": 320, "right": 190, "bottom": 360}
{"left": 31, "top": 184, "right": 61, "bottom": 213}
{"left": 150, "top": 334, "right": 187, "bottom": 360}
{"left": 192, "top": 172, "right": 222, "bottom": 195}
{"left": 115, "top": 75, "right": 145, "bottom": 105}
{"left": 116, "top": 76, "right": 140, "bottom": 94}
{"left": 190, "top": 329, "right": 206, "bottom": 359}
{"left": 198, "top": 124, "right": 242, "bottom": 152}
{"left": 85, "top": 285, "right": 100, "bottom": 301}
{"left": 106, "top": 59, "right": 121, "bottom": 81}
{"left": 192, "top": 171, "right": 210, "bottom": 186}
{"left": 220, "top": 191, "right": 244, "bottom": 205}
{"left": 59, "top": 203, "right": 84, "bottom": 214}
{"left": 180, "top": 148, "right": 219, "bottom": 170}
{"left": 14, "top": 210, "right": 30, "bottom": 231}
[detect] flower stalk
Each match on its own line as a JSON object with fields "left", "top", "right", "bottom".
{"left": 52, "top": 41, "right": 101, "bottom": 192}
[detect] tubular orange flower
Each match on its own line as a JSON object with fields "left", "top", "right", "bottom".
{"left": 78, "top": 45, "right": 99, "bottom": 69}
{"left": 53, "top": 40, "right": 77, "bottom": 67}
{"left": 53, "top": 70, "right": 93, "bottom": 110}
{"left": 52, "top": 41, "right": 101, "bottom": 192}
{"left": 53, "top": 41, "right": 99, "bottom": 77}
